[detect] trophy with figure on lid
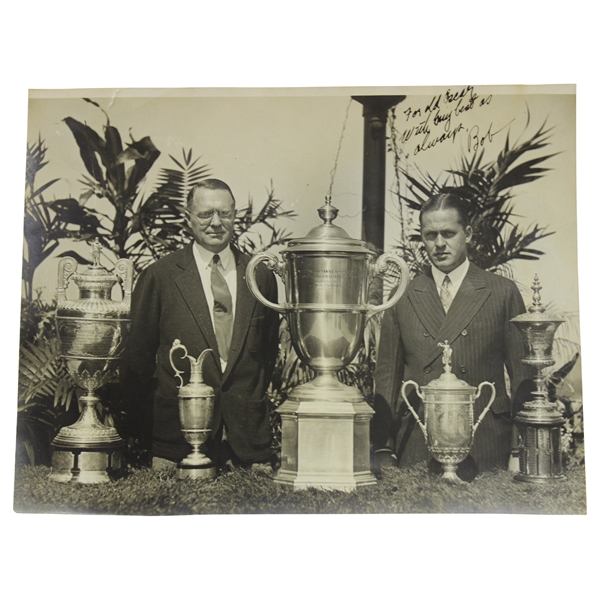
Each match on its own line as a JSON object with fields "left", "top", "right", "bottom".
{"left": 50, "top": 239, "right": 133, "bottom": 484}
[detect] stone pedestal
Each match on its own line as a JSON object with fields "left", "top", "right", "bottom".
{"left": 274, "top": 394, "right": 377, "bottom": 491}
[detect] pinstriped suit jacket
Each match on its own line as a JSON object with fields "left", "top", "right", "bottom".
{"left": 373, "top": 262, "right": 529, "bottom": 470}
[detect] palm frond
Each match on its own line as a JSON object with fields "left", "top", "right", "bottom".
{"left": 391, "top": 117, "right": 557, "bottom": 274}
{"left": 18, "top": 336, "right": 75, "bottom": 409}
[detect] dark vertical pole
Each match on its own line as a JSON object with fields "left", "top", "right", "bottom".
{"left": 352, "top": 96, "right": 405, "bottom": 251}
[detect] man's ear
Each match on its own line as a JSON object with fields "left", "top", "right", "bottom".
{"left": 465, "top": 225, "right": 473, "bottom": 243}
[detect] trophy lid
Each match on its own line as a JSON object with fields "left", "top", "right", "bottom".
{"left": 284, "top": 196, "right": 374, "bottom": 254}
{"left": 73, "top": 240, "right": 119, "bottom": 290}
{"left": 511, "top": 275, "right": 565, "bottom": 325}
{"left": 422, "top": 341, "right": 476, "bottom": 393}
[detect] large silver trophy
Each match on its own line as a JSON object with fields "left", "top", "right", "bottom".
{"left": 511, "top": 275, "right": 566, "bottom": 483}
{"left": 169, "top": 340, "right": 216, "bottom": 480}
{"left": 246, "top": 196, "right": 409, "bottom": 490}
{"left": 401, "top": 341, "right": 496, "bottom": 482}
{"left": 50, "top": 240, "right": 133, "bottom": 484}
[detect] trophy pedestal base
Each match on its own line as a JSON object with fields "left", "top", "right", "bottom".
{"left": 177, "top": 464, "right": 216, "bottom": 480}
{"left": 440, "top": 464, "right": 467, "bottom": 484}
{"left": 514, "top": 472, "right": 566, "bottom": 484}
{"left": 514, "top": 400, "right": 566, "bottom": 484}
{"left": 274, "top": 393, "right": 377, "bottom": 492}
{"left": 49, "top": 444, "right": 123, "bottom": 484}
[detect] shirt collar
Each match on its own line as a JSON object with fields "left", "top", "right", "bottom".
{"left": 193, "top": 242, "right": 234, "bottom": 270}
{"left": 431, "top": 258, "right": 470, "bottom": 289}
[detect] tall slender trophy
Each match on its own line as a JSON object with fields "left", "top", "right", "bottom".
{"left": 169, "top": 340, "right": 216, "bottom": 480}
{"left": 401, "top": 341, "right": 496, "bottom": 482}
{"left": 246, "top": 196, "right": 409, "bottom": 490}
{"left": 511, "top": 275, "right": 566, "bottom": 483}
{"left": 50, "top": 240, "right": 133, "bottom": 483}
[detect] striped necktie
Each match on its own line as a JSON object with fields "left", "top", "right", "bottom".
{"left": 440, "top": 274, "right": 452, "bottom": 313}
{"left": 210, "top": 254, "right": 233, "bottom": 362}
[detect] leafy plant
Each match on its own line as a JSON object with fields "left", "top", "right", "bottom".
{"left": 60, "top": 100, "right": 296, "bottom": 271}
{"left": 389, "top": 113, "right": 556, "bottom": 276}
{"left": 17, "top": 327, "right": 79, "bottom": 466}
{"left": 60, "top": 98, "right": 163, "bottom": 267}
{"left": 19, "top": 100, "right": 297, "bottom": 466}
{"left": 22, "top": 137, "right": 84, "bottom": 300}
{"left": 126, "top": 148, "right": 210, "bottom": 272}
{"left": 234, "top": 183, "right": 297, "bottom": 254}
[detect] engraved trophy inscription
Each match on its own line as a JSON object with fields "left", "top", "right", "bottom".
{"left": 245, "top": 196, "right": 410, "bottom": 490}
{"left": 50, "top": 240, "right": 133, "bottom": 484}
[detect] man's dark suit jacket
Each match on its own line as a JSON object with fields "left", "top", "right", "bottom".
{"left": 121, "top": 244, "right": 279, "bottom": 464}
{"left": 372, "top": 262, "right": 528, "bottom": 471}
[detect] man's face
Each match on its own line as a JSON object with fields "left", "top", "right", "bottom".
{"left": 187, "top": 187, "right": 236, "bottom": 253}
{"left": 421, "top": 208, "right": 472, "bottom": 273}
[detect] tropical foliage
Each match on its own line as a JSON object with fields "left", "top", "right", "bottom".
{"left": 23, "top": 138, "right": 70, "bottom": 300}
{"left": 388, "top": 112, "right": 556, "bottom": 277}
{"left": 386, "top": 110, "right": 582, "bottom": 462}
{"left": 18, "top": 99, "right": 296, "bottom": 465}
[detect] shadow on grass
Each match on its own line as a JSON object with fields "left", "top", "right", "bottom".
{"left": 13, "top": 462, "right": 586, "bottom": 516}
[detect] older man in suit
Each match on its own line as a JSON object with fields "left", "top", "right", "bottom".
{"left": 372, "top": 193, "right": 528, "bottom": 476}
{"left": 121, "top": 179, "right": 279, "bottom": 470}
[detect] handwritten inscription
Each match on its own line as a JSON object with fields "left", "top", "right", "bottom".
{"left": 396, "top": 86, "right": 505, "bottom": 157}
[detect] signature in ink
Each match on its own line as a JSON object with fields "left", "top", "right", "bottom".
{"left": 468, "top": 118, "right": 515, "bottom": 153}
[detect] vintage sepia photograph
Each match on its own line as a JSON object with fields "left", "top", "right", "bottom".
{"left": 13, "top": 84, "right": 584, "bottom": 515}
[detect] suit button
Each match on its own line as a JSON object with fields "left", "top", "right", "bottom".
{"left": 423, "top": 332, "right": 430, "bottom": 337}
{"left": 424, "top": 367, "right": 431, "bottom": 374}
{"left": 461, "top": 329, "right": 468, "bottom": 336}
{"left": 460, "top": 365, "right": 467, "bottom": 373}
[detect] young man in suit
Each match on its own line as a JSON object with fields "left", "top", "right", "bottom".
{"left": 121, "top": 179, "right": 279, "bottom": 470}
{"left": 372, "top": 193, "right": 529, "bottom": 476}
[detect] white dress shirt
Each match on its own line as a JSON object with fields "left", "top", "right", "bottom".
{"left": 192, "top": 242, "right": 237, "bottom": 370}
{"left": 431, "top": 258, "right": 470, "bottom": 306}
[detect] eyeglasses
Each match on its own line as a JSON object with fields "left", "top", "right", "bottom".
{"left": 187, "top": 209, "right": 235, "bottom": 223}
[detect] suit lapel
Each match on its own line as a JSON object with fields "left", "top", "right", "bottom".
{"left": 425, "top": 263, "right": 491, "bottom": 365}
{"left": 174, "top": 245, "right": 221, "bottom": 369}
{"left": 409, "top": 271, "right": 445, "bottom": 338}
{"left": 223, "top": 250, "right": 255, "bottom": 381}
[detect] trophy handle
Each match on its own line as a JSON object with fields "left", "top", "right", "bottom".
{"left": 472, "top": 382, "right": 496, "bottom": 435}
{"left": 114, "top": 258, "right": 134, "bottom": 308}
{"left": 246, "top": 252, "right": 287, "bottom": 314}
{"left": 401, "top": 380, "right": 427, "bottom": 441}
{"left": 366, "top": 254, "right": 410, "bottom": 320}
{"left": 56, "top": 257, "right": 78, "bottom": 305}
{"left": 169, "top": 339, "right": 189, "bottom": 389}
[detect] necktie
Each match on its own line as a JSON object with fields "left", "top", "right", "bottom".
{"left": 440, "top": 275, "right": 452, "bottom": 313}
{"left": 211, "top": 254, "right": 233, "bottom": 362}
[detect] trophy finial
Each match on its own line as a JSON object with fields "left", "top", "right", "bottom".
{"left": 90, "top": 238, "right": 102, "bottom": 267}
{"left": 529, "top": 274, "right": 546, "bottom": 314}
{"left": 438, "top": 340, "right": 453, "bottom": 375}
{"left": 317, "top": 195, "right": 339, "bottom": 226}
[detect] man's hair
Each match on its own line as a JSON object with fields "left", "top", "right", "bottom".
{"left": 186, "top": 179, "right": 236, "bottom": 208}
{"left": 419, "top": 192, "right": 470, "bottom": 229}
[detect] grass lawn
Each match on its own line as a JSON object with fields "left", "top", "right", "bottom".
{"left": 13, "top": 462, "right": 586, "bottom": 515}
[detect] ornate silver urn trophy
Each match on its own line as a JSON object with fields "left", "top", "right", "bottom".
{"left": 50, "top": 240, "right": 133, "bottom": 483}
{"left": 246, "top": 196, "right": 409, "bottom": 490}
{"left": 511, "top": 275, "right": 566, "bottom": 483}
{"left": 401, "top": 341, "right": 496, "bottom": 482}
{"left": 169, "top": 340, "right": 216, "bottom": 480}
